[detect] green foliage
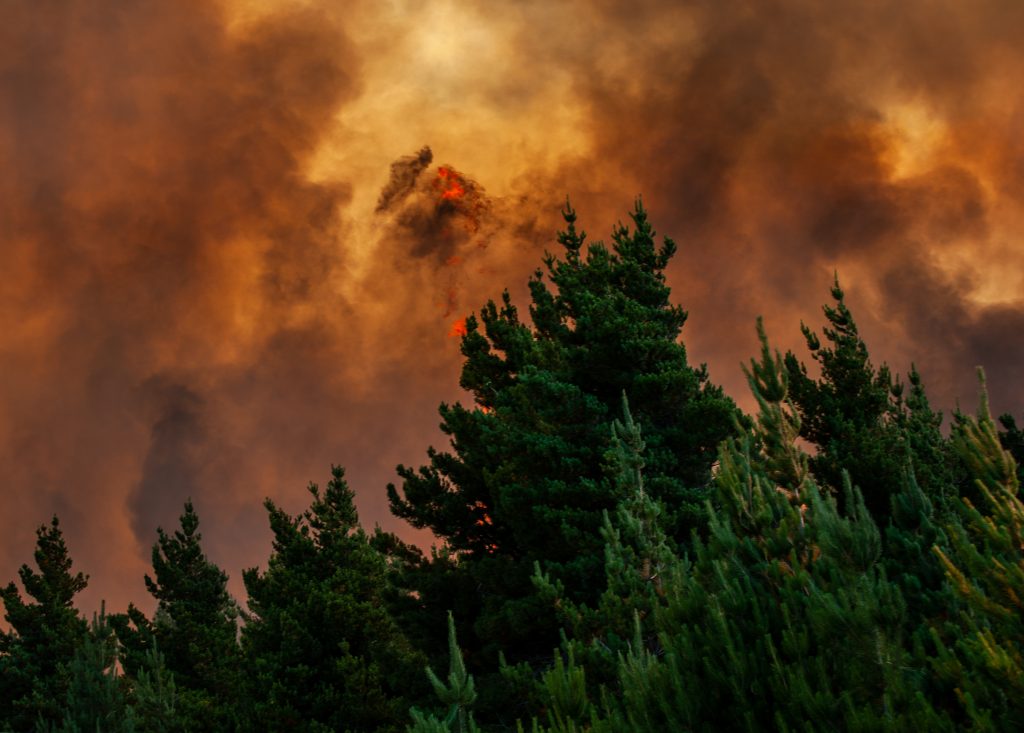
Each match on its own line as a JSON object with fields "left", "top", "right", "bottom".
{"left": 784, "top": 276, "right": 954, "bottom": 523}
{"left": 0, "top": 517, "right": 88, "bottom": 731}
{"left": 242, "top": 466, "right": 424, "bottom": 732}
{"left": 537, "top": 649, "right": 593, "bottom": 732}
{"left": 130, "top": 645, "right": 181, "bottom": 733}
{"left": 997, "top": 412, "right": 1024, "bottom": 486}
{"left": 784, "top": 278, "right": 959, "bottom": 684}
{"left": 43, "top": 607, "right": 133, "bottom": 733}
{"left": 533, "top": 396, "right": 675, "bottom": 699}
{"left": 529, "top": 320, "right": 952, "bottom": 732}
{"left": 933, "top": 375, "right": 1024, "bottom": 729}
{"left": 386, "top": 202, "right": 736, "bottom": 722}
{"left": 111, "top": 502, "right": 240, "bottom": 732}
{"left": 408, "top": 613, "right": 479, "bottom": 733}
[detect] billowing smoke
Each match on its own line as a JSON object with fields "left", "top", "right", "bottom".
{"left": 2, "top": 0, "right": 1023, "bottom": 615}
{"left": 376, "top": 147, "right": 435, "bottom": 213}
{"left": 0, "top": 0, "right": 383, "bottom": 614}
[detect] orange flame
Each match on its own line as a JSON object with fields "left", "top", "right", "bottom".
{"left": 448, "top": 317, "right": 467, "bottom": 338}
{"left": 437, "top": 167, "right": 466, "bottom": 201}
{"left": 472, "top": 500, "right": 493, "bottom": 526}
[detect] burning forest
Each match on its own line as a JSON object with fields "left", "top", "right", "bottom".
{"left": 2, "top": 0, "right": 1024, "bottom": 730}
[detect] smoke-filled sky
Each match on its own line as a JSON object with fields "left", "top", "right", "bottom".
{"left": 2, "top": 0, "right": 1023, "bottom": 616}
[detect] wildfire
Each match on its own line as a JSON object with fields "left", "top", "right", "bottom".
{"left": 437, "top": 167, "right": 466, "bottom": 201}
{"left": 448, "top": 317, "right": 467, "bottom": 338}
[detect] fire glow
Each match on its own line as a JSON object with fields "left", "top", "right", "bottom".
{"left": 448, "top": 317, "right": 468, "bottom": 338}
{"left": 436, "top": 167, "right": 466, "bottom": 201}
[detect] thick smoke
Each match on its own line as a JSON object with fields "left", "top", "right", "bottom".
{"left": 2, "top": 0, "right": 1023, "bottom": 616}
{"left": 0, "top": 0, "right": 369, "bottom": 613}
{"left": 376, "top": 146, "right": 434, "bottom": 213}
{"left": 133, "top": 381, "right": 208, "bottom": 546}
{"left": 491, "top": 0, "right": 1024, "bottom": 413}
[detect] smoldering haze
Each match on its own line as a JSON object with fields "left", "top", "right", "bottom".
{"left": 2, "top": 0, "right": 1023, "bottom": 616}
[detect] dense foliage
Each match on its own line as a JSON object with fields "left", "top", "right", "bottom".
{"left": 384, "top": 203, "right": 736, "bottom": 720}
{"left": 2, "top": 203, "right": 1022, "bottom": 732}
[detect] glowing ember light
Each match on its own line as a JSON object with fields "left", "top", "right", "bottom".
{"left": 437, "top": 166, "right": 466, "bottom": 201}
{"left": 472, "top": 500, "right": 493, "bottom": 526}
{"left": 448, "top": 317, "right": 467, "bottom": 338}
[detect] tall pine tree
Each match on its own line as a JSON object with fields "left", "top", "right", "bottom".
{"left": 784, "top": 276, "right": 955, "bottom": 523}
{"left": 111, "top": 502, "right": 240, "bottom": 732}
{"left": 241, "top": 466, "right": 424, "bottom": 732}
{"left": 385, "top": 202, "right": 735, "bottom": 720}
{"left": 0, "top": 517, "right": 88, "bottom": 731}
{"left": 933, "top": 376, "right": 1024, "bottom": 729}
{"left": 45, "top": 607, "right": 133, "bottom": 733}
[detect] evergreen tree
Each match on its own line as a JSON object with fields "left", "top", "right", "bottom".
{"left": 385, "top": 202, "right": 736, "bottom": 719}
{"left": 933, "top": 375, "right": 1024, "bottom": 729}
{"left": 241, "top": 466, "right": 424, "bottom": 732}
{"left": 44, "top": 607, "right": 133, "bottom": 733}
{"left": 0, "top": 517, "right": 88, "bottom": 731}
{"left": 529, "top": 320, "right": 951, "bottom": 731}
{"left": 129, "top": 645, "right": 182, "bottom": 733}
{"left": 997, "top": 412, "right": 1024, "bottom": 485}
{"left": 784, "top": 278, "right": 959, "bottom": 661}
{"left": 407, "top": 613, "right": 480, "bottom": 733}
{"left": 111, "top": 502, "right": 240, "bottom": 732}
{"left": 784, "top": 277, "right": 953, "bottom": 523}
{"left": 532, "top": 396, "right": 675, "bottom": 701}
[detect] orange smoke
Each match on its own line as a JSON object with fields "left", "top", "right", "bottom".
{"left": 437, "top": 167, "right": 467, "bottom": 201}
{"left": 448, "top": 317, "right": 468, "bottom": 338}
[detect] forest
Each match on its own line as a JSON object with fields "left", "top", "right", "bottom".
{"left": 2, "top": 202, "right": 1023, "bottom": 732}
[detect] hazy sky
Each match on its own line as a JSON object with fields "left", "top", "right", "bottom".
{"left": 2, "top": 0, "right": 1023, "bottom": 616}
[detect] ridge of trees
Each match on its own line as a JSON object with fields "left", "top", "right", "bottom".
{"left": 1, "top": 201, "right": 1022, "bottom": 731}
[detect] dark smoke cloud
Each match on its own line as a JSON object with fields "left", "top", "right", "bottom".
{"left": 376, "top": 146, "right": 434, "bottom": 212}
{"left": 2, "top": 0, "right": 1023, "bottom": 617}
{"left": 376, "top": 152, "right": 490, "bottom": 262}
{"left": 132, "top": 380, "right": 207, "bottom": 546}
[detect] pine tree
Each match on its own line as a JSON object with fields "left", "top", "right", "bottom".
{"left": 129, "top": 645, "right": 182, "bottom": 733}
{"left": 997, "top": 412, "right": 1024, "bottom": 486}
{"left": 407, "top": 613, "right": 480, "bottom": 733}
{"left": 784, "top": 279, "right": 959, "bottom": 668}
{"left": 933, "top": 374, "right": 1024, "bottom": 729}
{"left": 111, "top": 502, "right": 240, "bottom": 732}
{"left": 44, "top": 607, "right": 133, "bottom": 733}
{"left": 385, "top": 202, "right": 736, "bottom": 720}
{"left": 784, "top": 277, "right": 953, "bottom": 523}
{"left": 0, "top": 517, "right": 88, "bottom": 731}
{"left": 532, "top": 396, "right": 675, "bottom": 703}
{"left": 241, "top": 466, "right": 425, "bottom": 732}
{"left": 530, "top": 320, "right": 951, "bottom": 731}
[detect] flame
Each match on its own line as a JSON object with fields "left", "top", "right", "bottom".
{"left": 448, "top": 317, "right": 467, "bottom": 338}
{"left": 472, "top": 500, "right": 493, "bottom": 526}
{"left": 437, "top": 166, "right": 466, "bottom": 201}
